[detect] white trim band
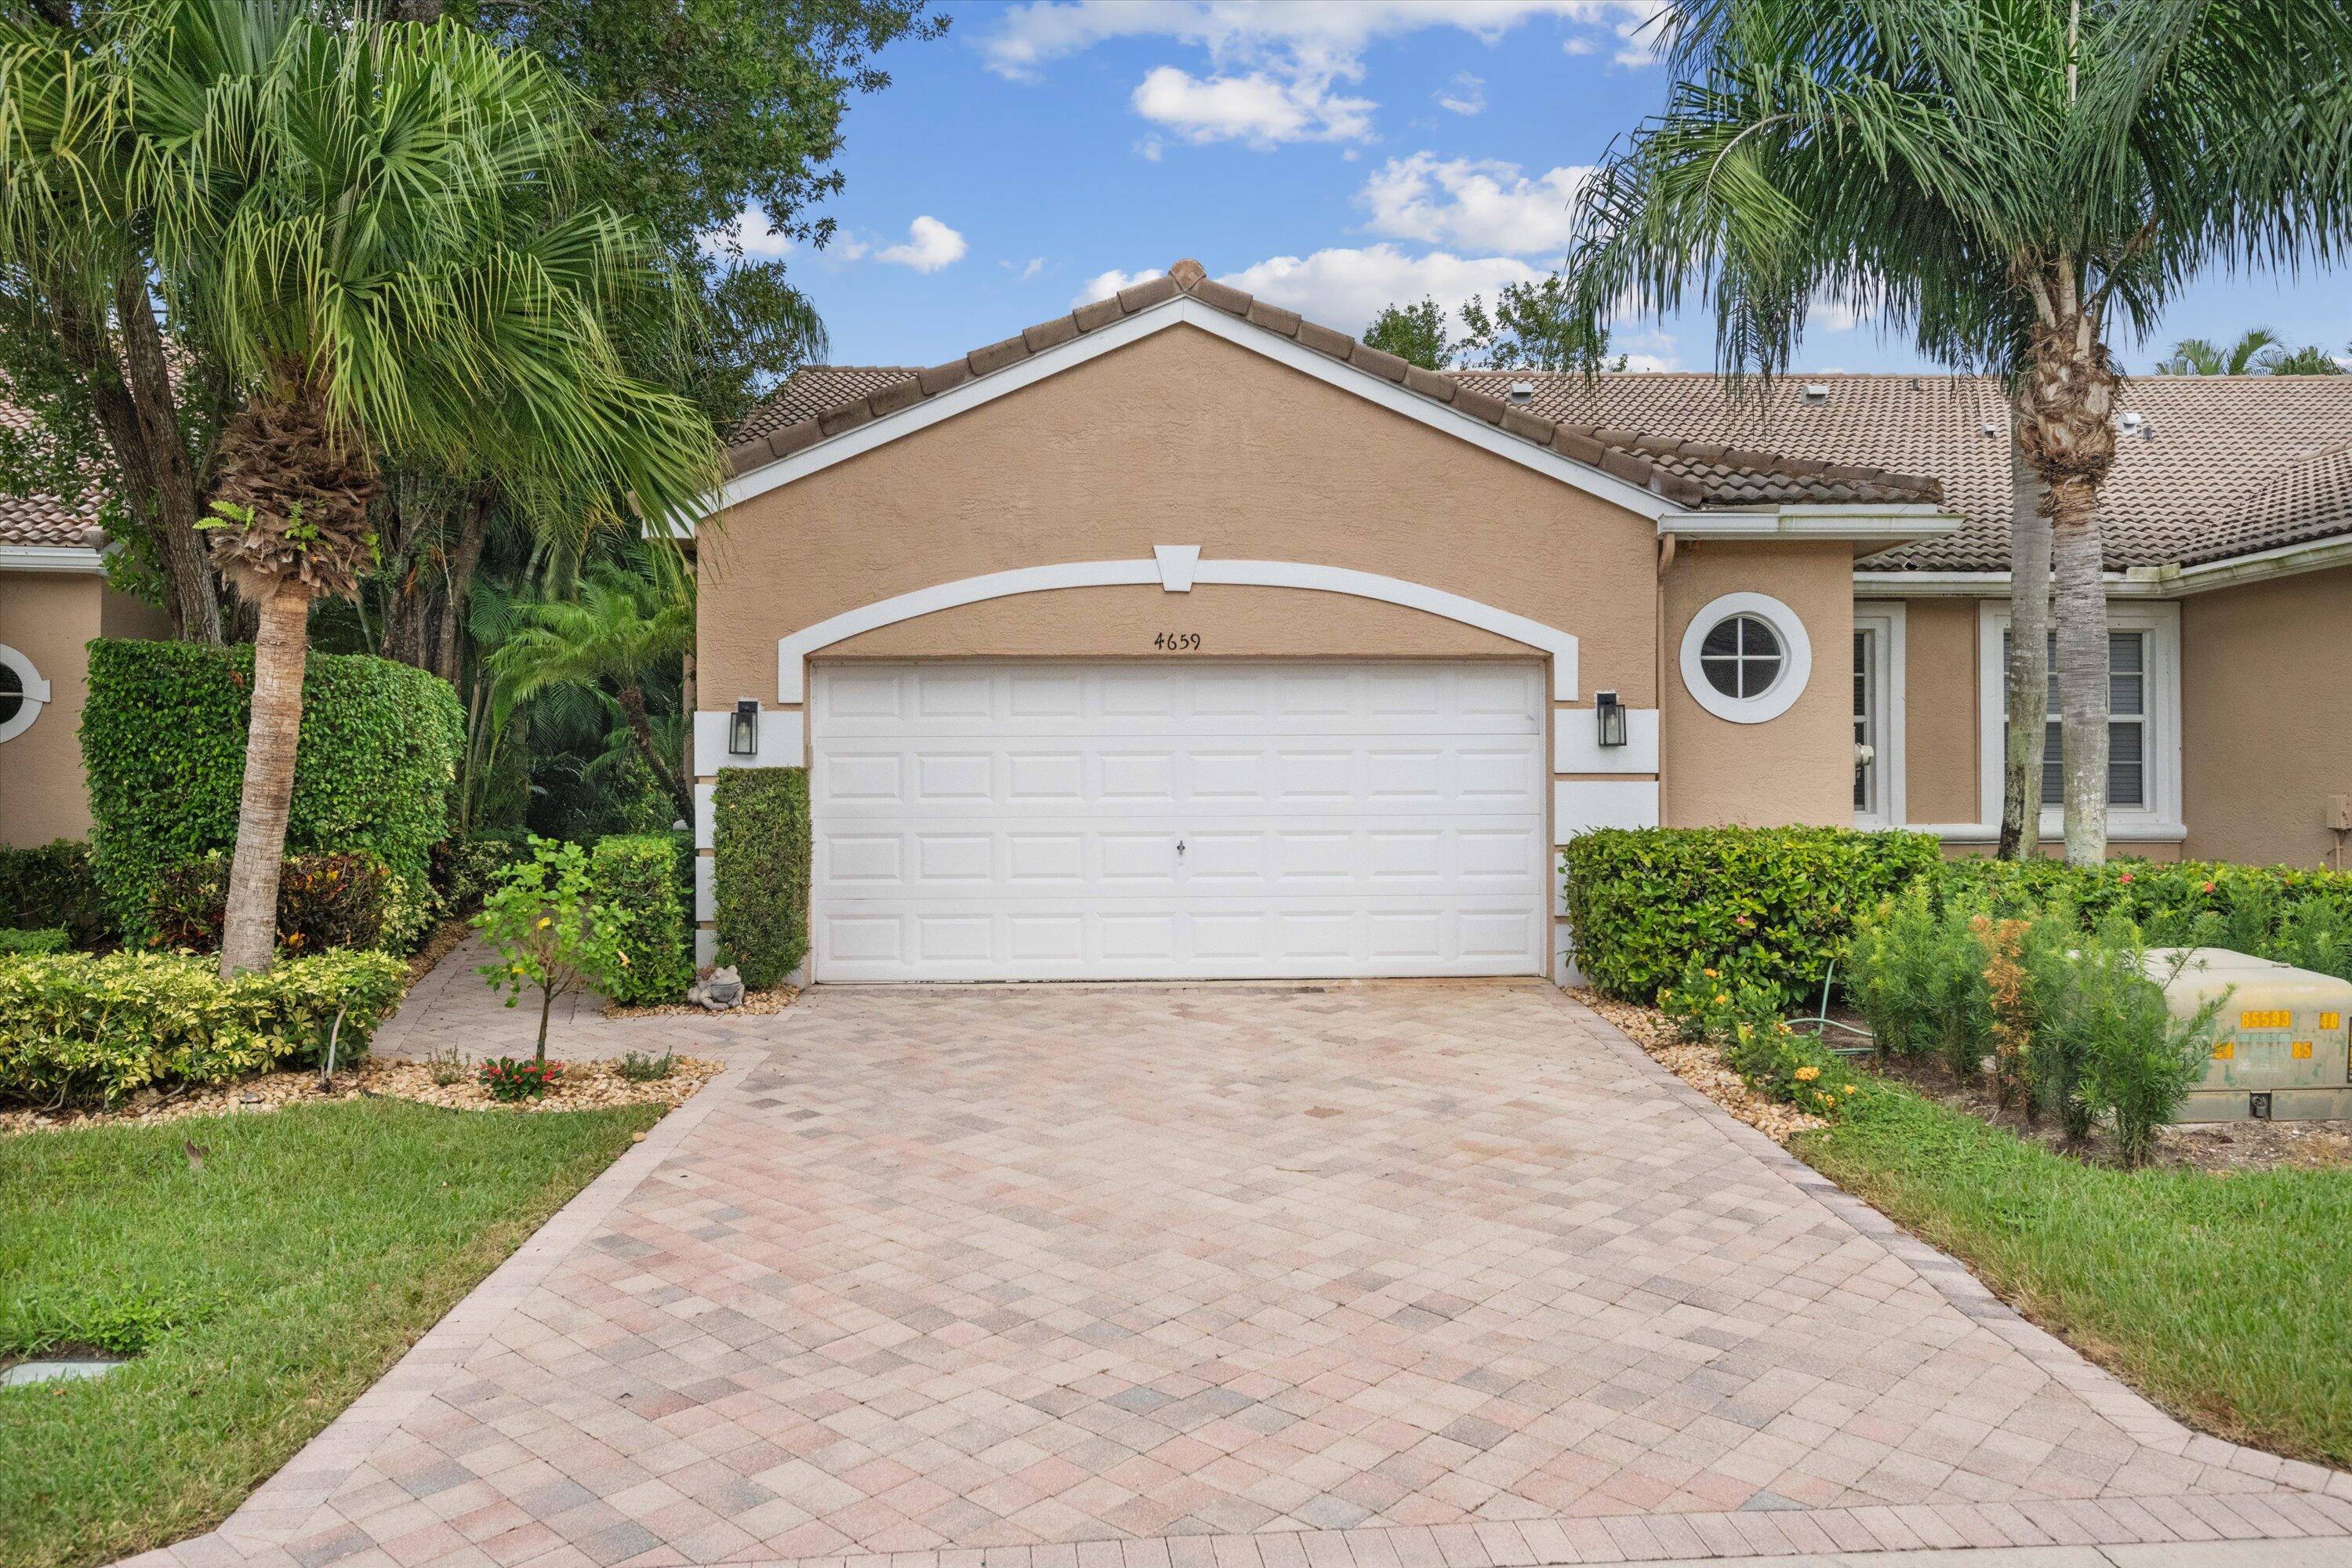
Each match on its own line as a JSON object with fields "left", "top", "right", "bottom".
{"left": 774, "top": 557, "right": 1582, "bottom": 702}
{"left": 0, "top": 544, "right": 104, "bottom": 575}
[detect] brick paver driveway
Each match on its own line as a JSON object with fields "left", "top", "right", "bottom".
{"left": 137, "top": 982, "right": 2350, "bottom": 1568}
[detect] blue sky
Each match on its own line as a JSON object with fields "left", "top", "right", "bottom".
{"left": 728, "top": 0, "right": 2352, "bottom": 378}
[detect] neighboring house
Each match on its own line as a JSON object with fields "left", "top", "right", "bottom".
{"left": 0, "top": 464, "right": 172, "bottom": 849}
{"left": 689, "top": 260, "right": 2352, "bottom": 985}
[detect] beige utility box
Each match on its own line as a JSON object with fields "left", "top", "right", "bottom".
{"left": 2148, "top": 948, "right": 2352, "bottom": 1122}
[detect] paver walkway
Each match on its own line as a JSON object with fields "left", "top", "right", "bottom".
{"left": 128, "top": 982, "right": 2350, "bottom": 1568}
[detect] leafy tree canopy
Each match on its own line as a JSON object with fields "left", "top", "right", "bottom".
{"left": 1364, "top": 278, "right": 1621, "bottom": 375}
{"left": 1363, "top": 298, "right": 1454, "bottom": 370}
{"left": 448, "top": 0, "right": 947, "bottom": 426}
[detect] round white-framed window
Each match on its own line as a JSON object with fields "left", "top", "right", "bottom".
{"left": 1678, "top": 592, "right": 1812, "bottom": 724}
{"left": 0, "top": 643, "right": 52, "bottom": 745}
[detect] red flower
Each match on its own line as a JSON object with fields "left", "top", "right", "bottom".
{"left": 2118, "top": 872, "right": 2134, "bottom": 884}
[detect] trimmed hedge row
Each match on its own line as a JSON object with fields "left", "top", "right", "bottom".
{"left": 712, "top": 768, "right": 808, "bottom": 988}
{"left": 588, "top": 834, "right": 694, "bottom": 1006}
{"left": 0, "top": 840, "right": 111, "bottom": 949}
{"left": 1563, "top": 827, "right": 2352, "bottom": 1004}
{"left": 0, "top": 949, "right": 408, "bottom": 1107}
{"left": 82, "top": 640, "right": 462, "bottom": 947}
{"left": 1562, "top": 827, "right": 1944, "bottom": 1004}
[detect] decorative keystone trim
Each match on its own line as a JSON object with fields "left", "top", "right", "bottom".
{"left": 1153, "top": 544, "right": 1200, "bottom": 592}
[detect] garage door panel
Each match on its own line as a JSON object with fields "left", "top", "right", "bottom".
{"left": 809, "top": 661, "right": 1548, "bottom": 980}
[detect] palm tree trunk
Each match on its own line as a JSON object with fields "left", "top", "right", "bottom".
{"left": 619, "top": 682, "right": 693, "bottom": 820}
{"left": 219, "top": 583, "right": 314, "bottom": 976}
{"left": 1997, "top": 442, "right": 2052, "bottom": 859}
{"left": 2014, "top": 285, "right": 2118, "bottom": 868}
{"left": 2051, "top": 481, "right": 2109, "bottom": 865}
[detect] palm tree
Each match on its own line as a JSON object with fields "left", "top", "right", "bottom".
{"left": 0, "top": 0, "right": 720, "bottom": 974}
{"left": 490, "top": 555, "right": 697, "bottom": 822}
{"left": 1566, "top": 0, "right": 2352, "bottom": 863}
{"left": 2159, "top": 327, "right": 2285, "bottom": 375}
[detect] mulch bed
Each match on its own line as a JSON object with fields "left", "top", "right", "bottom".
{"left": 1582, "top": 986, "right": 2352, "bottom": 1172}
{"left": 1, "top": 1054, "right": 722, "bottom": 1136}
{"left": 1872, "top": 1048, "right": 2352, "bottom": 1174}
{"left": 604, "top": 985, "right": 797, "bottom": 1019}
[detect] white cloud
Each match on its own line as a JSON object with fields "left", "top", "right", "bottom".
{"left": 1436, "top": 73, "right": 1486, "bottom": 115}
{"left": 874, "top": 216, "right": 968, "bottom": 273}
{"left": 1131, "top": 65, "right": 1374, "bottom": 147}
{"left": 980, "top": 2, "right": 1657, "bottom": 82}
{"left": 982, "top": 3, "right": 1668, "bottom": 149}
{"left": 702, "top": 204, "right": 796, "bottom": 262}
{"left": 1358, "top": 152, "right": 1590, "bottom": 258}
{"left": 1073, "top": 267, "right": 1164, "bottom": 307}
{"left": 1217, "top": 245, "right": 1544, "bottom": 338}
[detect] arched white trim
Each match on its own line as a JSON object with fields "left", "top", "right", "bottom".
{"left": 776, "top": 557, "right": 1580, "bottom": 701}
{"left": 1678, "top": 590, "right": 1812, "bottom": 724}
{"left": 0, "top": 642, "right": 53, "bottom": 745}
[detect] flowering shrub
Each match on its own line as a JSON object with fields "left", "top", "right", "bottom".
{"left": 478, "top": 1056, "right": 565, "bottom": 1102}
{"left": 474, "top": 838, "right": 633, "bottom": 1062}
{"left": 1661, "top": 955, "right": 1865, "bottom": 1120}
{"left": 147, "top": 849, "right": 393, "bottom": 955}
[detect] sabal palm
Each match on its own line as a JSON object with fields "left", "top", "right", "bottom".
{"left": 1567, "top": 0, "right": 2352, "bottom": 864}
{"left": 0, "top": 0, "right": 720, "bottom": 972}
{"left": 491, "top": 559, "right": 696, "bottom": 820}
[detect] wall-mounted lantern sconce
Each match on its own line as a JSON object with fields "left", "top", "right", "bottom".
{"left": 1595, "top": 689, "right": 1628, "bottom": 749}
{"left": 728, "top": 699, "right": 760, "bottom": 757}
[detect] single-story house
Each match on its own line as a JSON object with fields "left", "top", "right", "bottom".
{"left": 1, "top": 470, "right": 170, "bottom": 848}
{"left": 690, "top": 258, "right": 2352, "bottom": 985}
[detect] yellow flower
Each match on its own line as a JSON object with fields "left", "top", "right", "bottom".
{"left": 1816, "top": 1091, "right": 1835, "bottom": 1106}
{"left": 1842, "top": 1083, "right": 1857, "bottom": 1095}
{"left": 537, "top": 916, "right": 552, "bottom": 929}
{"left": 511, "top": 964, "right": 525, "bottom": 975}
{"left": 1714, "top": 993, "right": 1729, "bottom": 1006}
{"left": 1794, "top": 1065, "right": 1820, "bottom": 1083}
{"left": 1701, "top": 967, "right": 1717, "bottom": 978}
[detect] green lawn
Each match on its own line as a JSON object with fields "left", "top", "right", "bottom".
{"left": 1802, "top": 1087, "right": 2352, "bottom": 1468}
{"left": 0, "top": 1097, "right": 663, "bottom": 1568}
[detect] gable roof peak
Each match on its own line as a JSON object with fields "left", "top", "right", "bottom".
{"left": 725, "top": 267, "right": 1943, "bottom": 515}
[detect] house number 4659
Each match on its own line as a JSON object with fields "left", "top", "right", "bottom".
{"left": 1153, "top": 632, "right": 1202, "bottom": 652}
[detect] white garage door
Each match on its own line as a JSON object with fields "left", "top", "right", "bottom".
{"left": 808, "top": 660, "right": 1550, "bottom": 981}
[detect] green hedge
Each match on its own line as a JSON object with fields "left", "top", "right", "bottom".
{"left": 0, "top": 928, "right": 70, "bottom": 956}
{"left": 712, "top": 768, "right": 808, "bottom": 989}
{"left": 0, "top": 949, "right": 408, "bottom": 1107}
{"left": 82, "top": 641, "right": 462, "bottom": 948}
{"left": 1563, "top": 827, "right": 2352, "bottom": 1007}
{"left": 588, "top": 834, "right": 694, "bottom": 1006}
{"left": 1561, "top": 826, "right": 1946, "bottom": 1003}
{"left": 0, "top": 840, "right": 111, "bottom": 949}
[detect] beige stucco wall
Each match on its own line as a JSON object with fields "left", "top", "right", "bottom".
{"left": 1, "top": 570, "right": 103, "bottom": 846}
{"left": 699, "top": 322, "right": 1661, "bottom": 708}
{"left": 2181, "top": 565, "right": 2352, "bottom": 868}
{"left": 1900, "top": 597, "right": 1980, "bottom": 826}
{"left": 1660, "top": 539, "right": 1856, "bottom": 828}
